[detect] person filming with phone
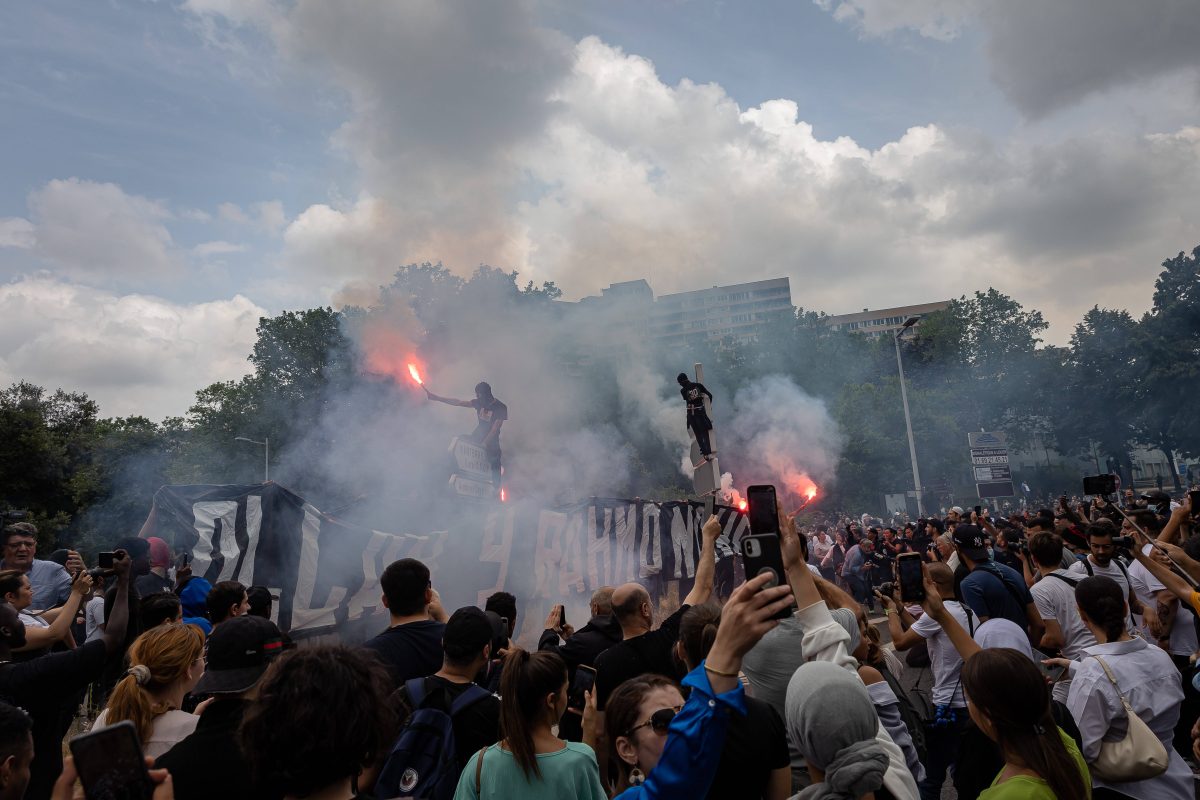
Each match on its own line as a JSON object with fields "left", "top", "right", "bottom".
{"left": 0, "top": 550, "right": 132, "bottom": 800}
{"left": 879, "top": 563, "right": 970, "bottom": 800}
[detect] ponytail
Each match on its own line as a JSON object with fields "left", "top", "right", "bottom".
{"left": 498, "top": 648, "right": 567, "bottom": 781}
{"left": 103, "top": 623, "right": 204, "bottom": 744}
{"left": 1075, "top": 576, "right": 1127, "bottom": 643}
{"left": 962, "top": 650, "right": 1087, "bottom": 800}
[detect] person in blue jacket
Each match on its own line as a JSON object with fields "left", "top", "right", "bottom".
{"left": 603, "top": 571, "right": 794, "bottom": 799}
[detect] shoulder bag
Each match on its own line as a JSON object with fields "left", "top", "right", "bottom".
{"left": 1088, "top": 654, "right": 1169, "bottom": 782}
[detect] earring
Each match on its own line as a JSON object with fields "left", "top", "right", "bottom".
{"left": 630, "top": 768, "right": 645, "bottom": 786}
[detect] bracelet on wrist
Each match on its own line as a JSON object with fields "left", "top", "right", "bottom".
{"left": 704, "top": 662, "right": 739, "bottom": 677}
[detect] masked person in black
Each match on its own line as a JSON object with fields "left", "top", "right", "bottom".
{"left": 425, "top": 381, "right": 508, "bottom": 490}
{"left": 676, "top": 373, "right": 714, "bottom": 462}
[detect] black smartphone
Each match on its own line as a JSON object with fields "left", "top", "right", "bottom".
{"left": 568, "top": 664, "right": 597, "bottom": 712}
{"left": 1189, "top": 490, "right": 1200, "bottom": 519}
{"left": 97, "top": 552, "right": 115, "bottom": 570}
{"left": 896, "top": 552, "right": 926, "bottom": 603}
{"left": 69, "top": 720, "right": 154, "bottom": 800}
{"left": 1082, "top": 475, "right": 1117, "bottom": 496}
{"left": 740, "top": 534, "right": 793, "bottom": 619}
{"left": 558, "top": 605, "right": 567, "bottom": 631}
{"left": 703, "top": 494, "right": 715, "bottom": 520}
{"left": 746, "top": 485, "right": 779, "bottom": 536}
{"left": 1031, "top": 649, "right": 1067, "bottom": 685}
{"left": 973, "top": 505, "right": 982, "bottom": 518}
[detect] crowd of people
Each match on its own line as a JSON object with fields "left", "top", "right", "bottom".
{"left": 0, "top": 486, "right": 1196, "bottom": 799}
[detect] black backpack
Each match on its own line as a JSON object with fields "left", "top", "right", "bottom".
{"left": 375, "top": 678, "right": 491, "bottom": 800}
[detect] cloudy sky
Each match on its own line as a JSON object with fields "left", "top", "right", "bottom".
{"left": 1, "top": 0, "right": 1198, "bottom": 419}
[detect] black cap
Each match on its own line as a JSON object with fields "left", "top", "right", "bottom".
{"left": 193, "top": 615, "right": 284, "bottom": 695}
{"left": 952, "top": 524, "right": 989, "bottom": 561}
{"left": 443, "top": 607, "right": 497, "bottom": 661}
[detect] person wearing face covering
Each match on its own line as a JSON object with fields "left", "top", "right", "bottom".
{"left": 786, "top": 661, "right": 898, "bottom": 800}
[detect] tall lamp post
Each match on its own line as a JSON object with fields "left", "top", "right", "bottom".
{"left": 234, "top": 436, "right": 269, "bottom": 482}
{"left": 893, "top": 317, "right": 924, "bottom": 515}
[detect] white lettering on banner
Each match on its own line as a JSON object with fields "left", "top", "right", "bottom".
{"left": 587, "top": 507, "right": 613, "bottom": 588}
{"left": 346, "top": 530, "right": 390, "bottom": 621}
{"left": 291, "top": 507, "right": 347, "bottom": 631}
{"left": 239, "top": 496, "right": 262, "bottom": 586}
{"left": 475, "top": 507, "right": 515, "bottom": 608}
{"left": 558, "top": 511, "right": 586, "bottom": 597}
{"left": 191, "top": 499, "right": 263, "bottom": 582}
{"left": 533, "top": 510, "right": 569, "bottom": 601}
{"left": 668, "top": 506, "right": 695, "bottom": 580}
{"left": 641, "top": 503, "right": 662, "bottom": 577}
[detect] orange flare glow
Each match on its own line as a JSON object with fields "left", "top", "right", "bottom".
{"left": 407, "top": 363, "right": 423, "bottom": 385}
{"left": 737, "top": 499, "right": 748, "bottom": 512}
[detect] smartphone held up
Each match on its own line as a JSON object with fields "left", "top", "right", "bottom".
{"left": 741, "top": 485, "right": 794, "bottom": 620}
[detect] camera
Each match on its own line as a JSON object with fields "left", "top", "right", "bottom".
{"left": 1111, "top": 535, "right": 1134, "bottom": 550}
{"left": 877, "top": 581, "right": 896, "bottom": 597}
{"left": 866, "top": 551, "right": 889, "bottom": 566}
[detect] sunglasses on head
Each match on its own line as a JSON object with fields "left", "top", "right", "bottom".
{"left": 625, "top": 706, "right": 681, "bottom": 737}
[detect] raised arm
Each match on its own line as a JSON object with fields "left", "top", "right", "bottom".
{"left": 779, "top": 509, "right": 821, "bottom": 610}
{"left": 101, "top": 552, "right": 132, "bottom": 656}
{"left": 1130, "top": 533, "right": 1197, "bottom": 604}
{"left": 919, "top": 565, "right": 982, "bottom": 661}
{"left": 683, "top": 515, "right": 721, "bottom": 606}
{"left": 17, "top": 571, "right": 91, "bottom": 651}
{"left": 1157, "top": 499, "right": 1193, "bottom": 546}
{"left": 422, "top": 388, "right": 474, "bottom": 408}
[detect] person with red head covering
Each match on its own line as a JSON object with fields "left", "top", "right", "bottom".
{"left": 135, "top": 537, "right": 174, "bottom": 597}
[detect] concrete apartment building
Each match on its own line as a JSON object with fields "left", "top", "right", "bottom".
{"left": 574, "top": 277, "right": 794, "bottom": 344}
{"left": 825, "top": 300, "right": 951, "bottom": 337}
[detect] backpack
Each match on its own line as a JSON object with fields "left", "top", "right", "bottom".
{"left": 375, "top": 678, "right": 491, "bottom": 800}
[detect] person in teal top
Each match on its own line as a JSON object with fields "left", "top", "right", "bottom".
{"left": 454, "top": 649, "right": 606, "bottom": 800}
{"left": 962, "top": 648, "right": 1090, "bottom": 800}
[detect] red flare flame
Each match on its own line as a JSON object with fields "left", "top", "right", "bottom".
{"left": 407, "top": 363, "right": 423, "bottom": 385}
{"left": 500, "top": 487, "right": 507, "bottom": 503}
{"left": 737, "top": 499, "right": 748, "bottom": 512}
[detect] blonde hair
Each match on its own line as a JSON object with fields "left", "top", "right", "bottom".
{"left": 104, "top": 622, "right": 205, "bottom": 743}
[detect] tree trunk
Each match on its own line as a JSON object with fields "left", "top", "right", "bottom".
{"left": 1159, "top": 436, "right": 1183, "bottom": 492}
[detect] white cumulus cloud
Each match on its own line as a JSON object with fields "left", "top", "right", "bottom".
{"left": 0, "top": 278, "right": 266, "bottom": 419}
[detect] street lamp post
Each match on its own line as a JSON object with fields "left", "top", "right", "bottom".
{"left": 234, "top": 436, "right": 269, "bottom": 482}
{"left": 893, "top": 317, "right": 924, "bottom": 516}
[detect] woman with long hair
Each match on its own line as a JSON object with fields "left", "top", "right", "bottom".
{"left": 961, "top": 648, "right": 1088, "bottom": 800}
{"left": 92, "top": 622, "right": 206, "bottom": 757}
{"left": 455, "top": 649, "right": 605, "bottom": 799}
{"left": 0, "top": 568, "right": 91, "bottom": 654}
{"left": 1047, "top": 575, "right": 1192, "bottom": 800}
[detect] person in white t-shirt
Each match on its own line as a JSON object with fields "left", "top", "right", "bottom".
{"left": 879, "top": 562, "right": 970, "bottom": 800}
{"left": 84, "top": 579, "right": 106, "bottom": 643}
{"left": 1027, "top": 532, "right": 1098, "bottom": 703}
{"left": 1066, "top": 521, "right": 1141, "bottom": 631}
{"left": 92, "top": 622, "right": 206, "bottom": 758}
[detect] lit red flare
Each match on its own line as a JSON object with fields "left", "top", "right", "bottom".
{"left": 737, "top": 499, "right": 748, "bottom": 512}
{"left": 407, "top": 363, "right": 423, "bottom": 385}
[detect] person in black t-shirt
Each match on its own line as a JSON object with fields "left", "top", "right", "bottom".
{"left": 425, "top": 381, "right": 508, "bottom": 489}
{"left": 595, "top": 514, "right": 721, "bottom": 710}
{"left": 390, "top": 607, "right": 501, "bottom": 777}
{"left": 676, "top": 373, "right": 714, "bottom": 460}
{"left": 674, "top": 604, "right": 790, "bottom": 799}
{"left": 362, "top": 559, "right": 449, "bottom": 690}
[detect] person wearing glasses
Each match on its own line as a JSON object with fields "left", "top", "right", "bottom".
{"left": 0, "top": 524, "right": 82, "bottom": 612}
{"left": 601, "top": 572, "right": 794, "bottom": 798}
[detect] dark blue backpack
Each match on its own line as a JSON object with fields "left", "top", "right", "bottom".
{"left": 375, "top": 678, "right": 491, "bottom": 800}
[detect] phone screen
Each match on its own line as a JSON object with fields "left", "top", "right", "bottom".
{"left": 568, "top": 665, "right": 597, "bottom": 711}
{"left": 897, "top": 554, "right": 926, "bottom": 603}
{"left": 703, "top": 495, "right": 715, "bottom": 520}
{"left": 1190, "top": 491, "right": 1200, "bottom": 517}
{"left": 97, "top": 552, "right": 115, "bottom": 569}
{"left": 1031, "top": 649, "right": 1067, "bottom": 685}
{"left": 69, "top": 720, "right": 154, "bottom": 800}
{"left": 746, "top": 485, "right": 779, "bottom": 536}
